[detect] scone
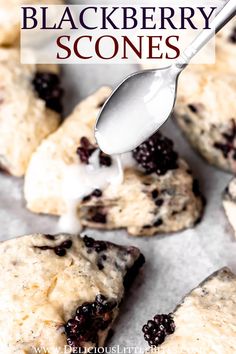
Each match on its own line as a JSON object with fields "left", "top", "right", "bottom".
{"left": 24, "top": 87, "right": 204, "bottom": 237}
{"left": 175, "top": 68, "right": 236, "bottom": 173}
{"left": 0, "top": 233, "right": 144, "bottom": 353}
{"left": 0, "top": 0, "right": 64, "bottom": 46}
{"left": 223, "top": 178, "right": 236, "bottom": 238}
{"left": 143, "top": 267, "right": 236, "bottom": 353}
{"left": 174, "top": 19, "right": 236, "bottom": 173}
{"left": 0, "top": 48, "right": 63, "bottom": 176}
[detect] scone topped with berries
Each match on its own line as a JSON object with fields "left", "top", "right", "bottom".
{"left": 143, "top": 268, "right": 236, "bottom": 353}
{"left": 0, "top": 233, "right": 144, "bottom": 353}
{"left": 24, "top": 87, "right": 204, "bottom": 236}
{"left": 0, "top": 48, "right": 63, "bottom": 176}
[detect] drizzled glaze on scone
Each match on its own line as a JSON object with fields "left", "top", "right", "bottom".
{"left": 0, "top": 233, "right": 144, "bottom": 353}
{"left": 24, "top": 88, "right": 204, "bottom": 237}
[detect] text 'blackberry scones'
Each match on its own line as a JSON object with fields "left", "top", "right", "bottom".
{"left": 24, "top": 87, "right": 204, "bottom": 236}
{"left": 175, "top": 20, "right": 236, "bottom": 173}
{"left": 0, "top": 233, "right": 144, "bottom": 353}
{"left": 0, "top": 0, "right": 64, "bottom": 46}
{"left": 143, "top": 268, "right": 236, "bottom": 353}
{"left": 0, "top": 48, "right": 63, "bottom": 176}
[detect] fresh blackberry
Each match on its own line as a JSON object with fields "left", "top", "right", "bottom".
{"left": 142, "top": 313, "right": 175, "bottom": 347}
{"left": 65, "top": 295, "right": 117, "bottom": 352}
{"left": 132, "top": 132, "right": 178, "bottom": 175}
{"left": 32, "top": 72, "right": 63, "bottom": 113}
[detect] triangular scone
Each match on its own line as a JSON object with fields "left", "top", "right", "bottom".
{"left": 0, "top": 0, "right": 64, "bottom": 46}
{"left": 0, "top": 48, "right": 63, "bottom": 176}
{"left": 0, "top": 233, "right": 144, "bottom": 353}
{"left": 143, "top": 268, "right": 236, "bottom": 354}
{"left": 174, "top": 19, "right": 236, "bottom": 173}
{"left": 24, "top": 87, "right": 204, "bottom": 236}
{"left": 223, "top": 178, "right": 236, "bottom": 238}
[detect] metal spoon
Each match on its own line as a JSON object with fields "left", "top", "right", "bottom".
{"left": 95, "top": 0, "right": 236, "bottom": 155}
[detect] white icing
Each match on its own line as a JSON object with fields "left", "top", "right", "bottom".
{"left": 95, "top": 68, "right": 177, "bottom": 154}
{"left": 58, "top": 150, "right": 135, "bottom": 234}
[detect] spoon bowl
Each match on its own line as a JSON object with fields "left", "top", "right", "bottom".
{"left": 95, "top": 65, "right": 180, "bottom": 155}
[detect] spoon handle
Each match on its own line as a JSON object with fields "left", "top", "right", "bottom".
{"left": 176, "top": 0, "right": 236, "bottom": 69}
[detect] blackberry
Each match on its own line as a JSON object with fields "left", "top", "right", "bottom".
{"left": 32, "top": 72, "right": 63, "bottom": 113}
{"left": 76, "top": 137, "right": 112, "bottom": 166}
{"left": 83, "top": 235, "right": 108, "bottom": 254}
{"left": 142, "top": 313, "right": 175, "bottom": 347}
{"left": 65, "top": 295, "right": 117, "bottom": 352}
{"left": 132, "top": 132, "right": 178, "bottom": 175}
